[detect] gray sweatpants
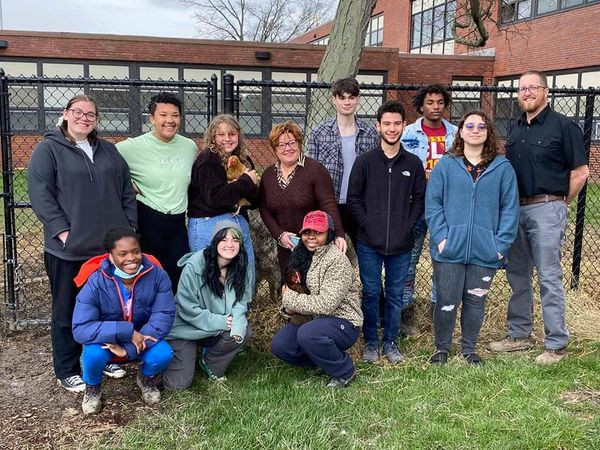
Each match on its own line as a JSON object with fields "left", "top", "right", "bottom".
{"left": 163, "top": 327, "right": 252, "bottom": 390}
{"left": 506, "top": 201, "right": 569, "bottom": 350}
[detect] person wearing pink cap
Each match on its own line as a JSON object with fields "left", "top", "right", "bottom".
{"left": 271, "top": 211, "right": 363, "bottom": 388}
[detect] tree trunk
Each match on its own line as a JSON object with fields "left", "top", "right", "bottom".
{"left": 304, "top": 0, "right": 376, "bottom": 140}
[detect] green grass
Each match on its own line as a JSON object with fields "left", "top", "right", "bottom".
{"left": 99, "top": 340, "right": 600, "bottom": 450}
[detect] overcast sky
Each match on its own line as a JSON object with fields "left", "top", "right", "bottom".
{"left": 1, "top": 0, "right": 198, "bottom": 38}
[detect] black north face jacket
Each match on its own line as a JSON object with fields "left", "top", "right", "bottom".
{"left": 347, "top": 146, "right": 426, "bottom": 255}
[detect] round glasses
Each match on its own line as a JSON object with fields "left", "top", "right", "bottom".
{"left": 67, "top": 108, "right": 98, "bottom": 121}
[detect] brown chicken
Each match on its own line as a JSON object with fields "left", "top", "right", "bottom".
{"left": 226, "top": 155, "right": 251, "bottom": 215}
{"left": 283, "top": 268, "right": 312, "bottom": 326}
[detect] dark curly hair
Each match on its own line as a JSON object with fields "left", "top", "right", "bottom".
{"left": 286, "top": 229, "right": 336, "bottom": 285}
{"left": 148, "top": 92, "right": 182, "bottom": 115}
{"left": 448, "top": 110, "right": 501, "bottom": 164}
{"left": 412, "top": 84, "right": 451, "bottom": 115}
{"left": 203, "top": 227, "right": 248, "bottom": 300}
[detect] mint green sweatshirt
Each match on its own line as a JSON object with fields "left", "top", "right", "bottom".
{"left": 169, "top": 251, "right": 252, "bottom": 340}
{"left": 116, "top": 132, "right": 197, "bottom": 214}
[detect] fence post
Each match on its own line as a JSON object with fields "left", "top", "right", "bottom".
{"left": 570, "top": 91, "right": 595, "bottom": 290}
{"left": 0, "top": 69, "right": 18, "bottom": 324}
{"left": 210, "top": 74, "right": 218, "bottom": 119}
{"left": 222, "top": 73, "right": 234, "bottom": 115}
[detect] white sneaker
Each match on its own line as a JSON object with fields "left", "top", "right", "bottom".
{"left": 58, "top": 375, "right": 86, "bottom": 393}
{"left": 103, "top": 363, "right": 126, "bottom": 379}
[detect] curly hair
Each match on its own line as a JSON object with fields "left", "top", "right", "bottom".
{"left": 148, "top": 92, "right": 182, "bottom": 115}
{"left": 448, "top": 110, "right": 501, "bottom": 164}
{"left": 203, "top": 114, "right": 249, "bottom": 166}
{"left": 103, "top": 227, "right": 140, "bottom": 252}
{"left": 202, "top": 227, "right": 248, "bottom": 300}
{"left": 412, "top": 84, "right": 452, "bottom": 115}
{"left": 268, "top": 121, "right": 303, "bottom": 155}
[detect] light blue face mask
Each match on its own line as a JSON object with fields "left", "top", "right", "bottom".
{"left": 110, "top": 257, "right": 144, "bottom": 280}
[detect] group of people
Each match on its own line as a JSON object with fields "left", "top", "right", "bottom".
{"left": 27, "top": 69, "right": 588, "bottom": 415}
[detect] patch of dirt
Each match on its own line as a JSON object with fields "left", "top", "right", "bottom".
{"left": 0, "top": 330, "right": 146, "bottom": 450}
{"left": 561, "top": 389, "right": 600, "bottom": 405}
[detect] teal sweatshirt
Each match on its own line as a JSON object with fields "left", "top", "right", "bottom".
{"left": 168, "top": 251, "right": 252, "bottom": 340}
{"left": 425, "top": 154, "right": 519, "bottom": 269}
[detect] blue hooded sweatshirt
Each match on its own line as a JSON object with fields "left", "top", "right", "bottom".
{"left": 425, "top": 154, "right": 519, "bottom": 268}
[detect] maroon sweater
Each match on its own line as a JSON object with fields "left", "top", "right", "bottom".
{"left": 259, "top": 157, "right": 345, "bottom": 241}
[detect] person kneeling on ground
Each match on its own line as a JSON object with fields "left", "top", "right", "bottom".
{"left": 72, "top": 228, "right": 175, "bottom": 415}
{"left": 163, "top": 221, "right": 253, "bottom": 389}
{"left": 271, "top": 210, "right": 363, "bottom": 388}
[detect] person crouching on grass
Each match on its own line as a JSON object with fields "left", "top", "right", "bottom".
{"left": 72, "top": 228, "right": 175, "bottom": 415}
{"left": 163, "top": 221, "right": 253, "bottom": 389}
{"left": 271, "top": 210, "right": 363, "bottom": 388}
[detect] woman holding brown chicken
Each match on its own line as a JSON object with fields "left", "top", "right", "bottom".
{"left": 187, "top": 114, "right": 259, "bottom": 288}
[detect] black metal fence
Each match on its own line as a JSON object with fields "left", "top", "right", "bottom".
{"left": 1, "top": 71, "right": 599, "bottom": 329}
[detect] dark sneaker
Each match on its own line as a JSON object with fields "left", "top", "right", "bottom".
{"left": 198, "top": 357, "right": 227, "bottom": 382}
{"left": 535, "top": 348, "right": 567, "bottom": 365}
{"left": 429, "top": 351, "right": 448, "bottom": 365}
{"left": 382, "top": 342, "right": 405, "bottom": 364}
{"left": 136, "top": 372, "right": 161, "bottom": 405}
{"left": 462, "top": 353, "right": 484, "bottom": 366}
{"left": 362, "top": 344, "right": 379, "bottom": 364}
{"left": 82, "top": 385, "right": 102, "bottom": 415}
{"left": 58, "top": 375, "right": 86, "bottom": 393}
{"left": 103, "top": 363, "right": 126, "bottom": 379}
{"left": 487, "top": 336, "right": 534, "bottom": 352}
{"left": 400, "top": 305, "right": 419, "bottom": 337}
{"left": 326, "top": 370, "right": 356, "bottom": 388}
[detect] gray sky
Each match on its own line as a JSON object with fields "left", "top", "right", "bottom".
{"left": 1, "top": 0, "right": 198, "bottom": 38}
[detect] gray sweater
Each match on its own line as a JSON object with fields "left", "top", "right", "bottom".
{"left": 28, "top": 129, "right": 137, "bottom": 261}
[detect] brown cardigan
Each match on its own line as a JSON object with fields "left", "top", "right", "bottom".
{"left": 259, "top": 156, "right": 345, "bottom": 244}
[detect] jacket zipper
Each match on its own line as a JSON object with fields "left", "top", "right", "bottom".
{"left": 385, "top": 164, "right": 392, "bottom": 254}
{"left": 102, "top": 265, "right": 154, "bottom": 321}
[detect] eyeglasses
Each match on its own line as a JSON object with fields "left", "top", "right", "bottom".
{"left": 276, "top": 140, "right": 298, "bottom": 150}
{"left": 518, "top": 85, "right": 547, "bottom": 94}
{"left": 464, "top": 123, "right": 487, "bottom": 131}
{"left": 67, "top": 108, "right": 98, "bottom": 121}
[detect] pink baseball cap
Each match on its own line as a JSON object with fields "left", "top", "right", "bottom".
{"left": 299, "top": 210, "right": 334, "bottom": 234}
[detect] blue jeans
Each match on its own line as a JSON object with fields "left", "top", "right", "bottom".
{"left": 188, "top": 213, "right": 255, "bottom": 289}
{"left": 402, "top": 216, "right": 437, "bottom": 307}
{"left": 357, "top": 240, "right": 411, "bottom": 346}
{"left": 80, "top": 340, "right": 173, "bottom": 386}
{"left": 271, "top": 317, "right": 359, "bottom": 379}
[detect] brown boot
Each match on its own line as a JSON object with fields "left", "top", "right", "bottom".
{"left": 487, "top": 336, "right": 534, "bottom": 352}
{"left": 535, "top": 348, "right": 567, "bottom": 365}
{"left": 400, "top": 305, "right": 419, "bottom": 337}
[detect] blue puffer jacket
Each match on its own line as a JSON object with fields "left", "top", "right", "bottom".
{"left": 425, "top": 154, "right": 519, "bottom": 269}
{"left": 72, "top": 255, "right": 175, "bottom": 359}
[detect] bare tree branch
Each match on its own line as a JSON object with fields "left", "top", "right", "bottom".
{"left": 182, "top": 0, "right": 336, "bottom": 42}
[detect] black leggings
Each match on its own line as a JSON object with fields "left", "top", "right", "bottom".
{"left": 137, "top": 201, "right": 189, "bottom": 290}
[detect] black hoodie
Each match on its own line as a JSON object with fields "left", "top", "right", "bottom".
{"left": 28, "top": 129, "right": 137, "bottom": 261}
{"left": 347, "top": 145, "right": 426, "bottom": 255}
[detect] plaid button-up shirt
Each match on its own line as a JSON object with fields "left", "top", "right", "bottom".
{"left": 307, "top": 117, "right": 379, "bottom": 202}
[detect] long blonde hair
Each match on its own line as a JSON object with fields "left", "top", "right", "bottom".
{"left": 203, "top": 114, "right": 249, "bottom": 166}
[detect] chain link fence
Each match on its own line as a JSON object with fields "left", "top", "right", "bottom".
{"left": 1, "top": 73, "right": 599, "bottom": 332}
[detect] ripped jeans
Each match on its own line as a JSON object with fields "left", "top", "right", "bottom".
{"left": 432, "top": 261, "right": 497, "bottom": 354}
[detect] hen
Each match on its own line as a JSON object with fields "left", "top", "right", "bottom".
{"left": 283, "top": 268, "right": 312, "bottom": 326}
{"left": 226, "top": 155, "right": 251, "bottom": 215}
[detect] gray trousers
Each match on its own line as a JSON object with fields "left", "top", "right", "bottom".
{"left": 506, "top": 201, "right": 569, "bottom": 349}
{"left": 163, "top": 327, "right": 252, "bottom": 390}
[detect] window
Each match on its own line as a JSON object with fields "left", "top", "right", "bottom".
{"left": 503, "top": 0, "right": 598, "bottom": 23}
{"left": 364, "top": 14, "right": 384, "bottom": 47}
{"left": 450, "top": 78, "right": 482, "bottom": 123}
{"left": 496, "top": 69, "right": 600, "bottom": 141}
{"left": 410, "top": 0, "right": 455, "bottom": 55}
{"left": 310, "top": 36, "right": 329, "bottom": 45}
